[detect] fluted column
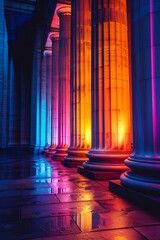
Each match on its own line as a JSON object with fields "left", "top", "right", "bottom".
{"left": 39, "top": 51, "right": 47, "bottom": 152}
{"left": 52, "top": 6, "right": 71, "bottom": 161}
{"left": 0, "top": 0, "right": 8, "bottom": 149}
{"left": 120, "top": 0, "right": 160, "bottom": 193}
{"left": 78, "top": 0, "right": 131, "bottom": 179}
{"left": 47, "top": 32, "right": 59, "bottom": 158}
{"left": 43, "top": 49, "right": 52, "bottom": 155}
{"left": 62, "top": 0, "right": 91, "bottom": 167}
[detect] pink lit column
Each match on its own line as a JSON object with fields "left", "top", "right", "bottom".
{"left": 78, "top": 0, "right": 131, "bottom": 179}
{"left": 120, "top": 0, "right": 160, "bottom": 193}
{"left": 62, "top": 0, "right": 91, "bottom": 167}
{"left": 52, "top": 6, "right": 71, "bottom": 161}
{"left": 47, "top": 32, "right": 59, "bottom": 158}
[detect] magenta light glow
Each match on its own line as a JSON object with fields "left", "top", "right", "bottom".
{"left": 150, "top": 0, "right": 157, "bottom": 153}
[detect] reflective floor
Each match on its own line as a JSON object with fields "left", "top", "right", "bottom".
{"left": 0, "top": 152, "right": 160, "bottom": 240}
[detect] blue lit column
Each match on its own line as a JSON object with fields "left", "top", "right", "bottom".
{"left": 120, "top": 0, "right": 160, "bottom": 193}
{"left": 39, "top": 51, "right": 47, "bottom": 152}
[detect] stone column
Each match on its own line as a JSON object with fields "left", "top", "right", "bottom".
{"left": 62, "top": 0, "right": 91, "bottom": 167}
{"left": 78, "top": 0, "right": 131, "bottom": 179}
{"left": 43, "top": 49, "right": 52, "bottom": 155}
{"left": 39, "top": 51, "right": 47, "bottom": 152}
{"left": 47, "top": 32, "right": 59, "bottom": 158}
{"left": 120, "top": 0, "right": 160, "bottom": 193}
{"left": 0, "top": 0, "right": 8, "bottom": 149}
{"left": 52, "top": 6, "right": 71, "bottom": 161}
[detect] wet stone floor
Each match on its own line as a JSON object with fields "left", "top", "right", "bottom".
{"left": 0, "top": 152, "right": 160, "bottom": 240}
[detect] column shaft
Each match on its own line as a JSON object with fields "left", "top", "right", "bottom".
{"left": 52, "top": 6, "right": 71, "bottom": 161}
{"left": 120, "top": 0, "right": 160, "bottom": 193}
{"left": 62, "top": 0, "right": 91, "bottom": 167}
{"left": 78, "top": 0, "right": 131, "bottom": 179}
{"left": 43, "top": 50, "right": 52, "bottom": 155}
{"left": 48, "top": 33, "right": 59, "bottom": 157}
{"left": 39, "top": 52, "right": 47, "bottom": 152}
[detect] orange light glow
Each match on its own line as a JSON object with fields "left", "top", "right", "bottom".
{"left": 70, "top": 0, "right": 91, "bottom": 149}
{"left": 103, "top": 0, "right": 131, "bottom": 152}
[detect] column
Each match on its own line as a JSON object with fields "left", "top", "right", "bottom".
{"left": 0, "top": 0, "right": 8, "bottom": 149}
{"left": 39, "top": 51, "right": 47, "bottom": 152}
{"left": 43, "top": 49, "right": 52, "bottom": 155}
{"left": 52, "top": 6, "right": 71, "bottom": 161}
{"left": 78, "top": 0, "right": 131, "bottom": 179}
{"left": 62, "top": 0, "right": 91, "bottom": 167}
{"left": 120, "top": 0, "right": 160, "bottom": 193}
{"left": 47, "top": 32, "right": 59, "bottom": 157}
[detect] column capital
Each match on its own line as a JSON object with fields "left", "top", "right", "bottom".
{"left": 43, "top": 50, "right": 52, "bottom": 57}
{"left": 56, "top": 6, "right": 71, "bottom": 18}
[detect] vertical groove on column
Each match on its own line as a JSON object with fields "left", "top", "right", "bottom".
{"left": 0, "top": 0, "right": 8, "bottom": 149}
{"left": 78, "top": 0, "right": 131, "bottom": 180}
{"left": 43, "top": 50, "right": 52, "bottom": 155}
{"left": 120, "top": 0, "right": 160, "bottom": 194}
{"left": 62, "top": 0, "right": 91, "bottom": 167}
{"left": 48, "top": 33, "right": 59, "bottom": 158}
{"left": 52, "top": 6, "right": 71, "bottom": 161}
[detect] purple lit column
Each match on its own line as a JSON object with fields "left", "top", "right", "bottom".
{"left": 120, "top": 0, "right": 160, "bottom": 193}
{"left": 47, "top": 32, "right": 59, "bottom": 158}
{"left": 62, "top": 0, "right": 91, "bottom": 167}
{"left": 52, "top": 6, "right": 71, "bottom": 161}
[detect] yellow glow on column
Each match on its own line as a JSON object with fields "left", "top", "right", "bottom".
{"left": 103, "top": 0, "right": 131, "bottom": 152}
{"left": 85, "top": 127, "right": 91, "bottom": 146}
{"left": 72, "top": 1, "right": 91, "bottom": 150}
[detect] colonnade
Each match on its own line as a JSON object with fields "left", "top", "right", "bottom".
{"left": 41, "top": 0, "right": 160, "bottom": 194}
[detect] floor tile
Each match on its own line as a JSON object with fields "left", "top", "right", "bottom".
{"left": 57, "top": 191, "right": 116, "bottom": 202}
{"left": 97, "top": 197, "right": 140, "bottom": 213}
{"left": 21, "top": 188, "right": 52, "bottom": 196}
{"left": 135, "top": 224, "right": 160, "bottom": 240}
{"left": 0, "top": 208, "right": 20, "bottom": 223}
{"left": 0, "top": 194, "right": 59, "bottom": 208}
{"left": 21, "top": 201, "right": 105, "bottom": 219}
{"left": 73, "top": 210, "right": 160, "bottom": 232}
{"left": 0, "top": 189, "right": 21, "bottom": 197}
{"left": 31, "top": 227, "right": 147, "bottom": 240}
{"left": 0, "top": 216, "right": 80, "bottom": 240}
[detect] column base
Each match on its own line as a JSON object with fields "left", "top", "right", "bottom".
{"left": 43, "top": 144, "right": 50, "bottom": 156}
{"left": 109, "top": 180, "right": 160, "bottom": 216}
{"left": 120, "top": 171, "right": 160, "bottom": 194}
{"left": 120, "top": 156, "right": 160, "bottom": 194}
{"left": 52, "top": 145, "right": 68, "bottom": 161}
{"left": 47, "top": 144, "right": 57, "bottom": 158}
{"left": 62, "top": 147, "right": 89, "bottom": 167}
{"left": 78, "top": 150, "right": 129, "bottom": 180}
{"left": 78, "top": 166, "right": 123, "bottom": 180}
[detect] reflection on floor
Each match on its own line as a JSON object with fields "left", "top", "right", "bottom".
{"left": 0, "top": 152, "right": 160, "bottom": 240}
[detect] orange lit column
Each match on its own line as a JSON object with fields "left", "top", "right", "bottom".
{"left": 43, "top": 49, "right": 52, "bottom": 155}
{"left": 78, "top": 0, "right": 131, "bottom": 179}
{"left": 47, "top": 32, "right": 59, "bottom": 158}
{"left": 52, "top": 6, "right": 71, "bottom": 161}
{"left": 119, "top": 0, "right": 160, "bottom": 194}
{"left": 62, "top": 0, "right": 91, "bottom": 167}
